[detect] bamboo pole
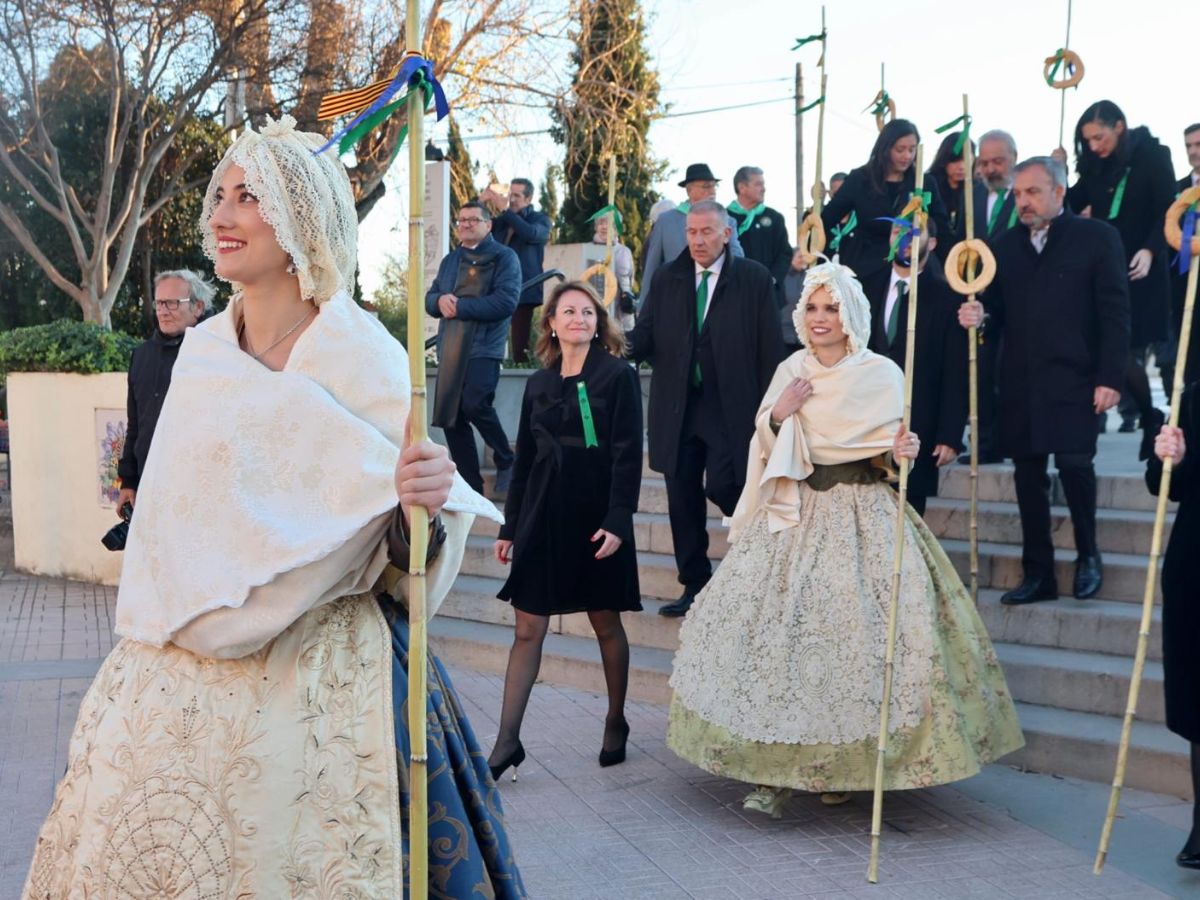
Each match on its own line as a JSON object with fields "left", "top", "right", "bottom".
{"left": 1058, "top": 0, "right": 1073, "bottom": 151}
{"left": 960, "top": 94, "right": 980, "bottom": 605}
{"left": 1095, "top": 253, "right": 1200, "bottom": 874}
{"left": 403, "top": 0, "right": 430, "bottom": 895}
{"left": 812, "top": 72, "right": 828, "bottom": 216}
{"left": 867, "top": 145, "right": 924, "bottom": 885}
{"left": 795, "top": 61, "right": 804, "bottom": 231}
{"left": 603, "top": 156, "right": 617, "bottom": 268}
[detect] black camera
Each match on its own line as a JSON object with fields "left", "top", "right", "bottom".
{"left": 101, "top": 501, "right": 134, "bottom": 552}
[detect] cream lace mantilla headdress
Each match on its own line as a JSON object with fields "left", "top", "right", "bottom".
{"left": 792, "top": 260, "right": 872, "bottom": 353}
{"left": 202, "top": 115, "right": 357, "bottom": 303}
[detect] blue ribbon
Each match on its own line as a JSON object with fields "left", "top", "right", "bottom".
{"left": 876, "top": 216, "right": 921, "bottom": 264}
{"left": 313, "top": 54, "right": 449, "bottom": 156}
{"left": 1180, "top": 206, "right": 1198, "bottom": 275}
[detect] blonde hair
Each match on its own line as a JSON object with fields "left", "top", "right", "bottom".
{"left": 535, "top": 281, "right": 625, "bottom": 367}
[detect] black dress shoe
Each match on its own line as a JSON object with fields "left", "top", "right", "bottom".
{"left": 1178, "top": 849, "right": 1200, "bottom": 870}
{"left": 1073, "top": 556, "right": 1103, "bottom": 599}
{"left": 1000, "top": 576, "right": 1058, "bottom": 605}
{"left": 659, "top": 592, "right": 696, "bottom": 617}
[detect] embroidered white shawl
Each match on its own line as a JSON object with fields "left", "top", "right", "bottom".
{"left": 115, "top": 290, "right": 501, "bottom": 656}
{"left": 727, "top": 348, "right": 903, "bottom": 543}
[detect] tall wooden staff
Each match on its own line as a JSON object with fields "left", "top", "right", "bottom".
{"left": 793, "top": 8, "right": 826, "bottom": 252}
{"left": 941, "top": 95, "right": 998, "bottom": 604}
{"left": 1044, "top": 0, "right": 1084, "bottom": 153}
{"left": 796, "top": 71, "right": 828, "bottom": 266}
{"left": 867, "top": 144, "right": 925, "bottom": 885}
{"left": 581, "top": 157, "right": 620, "bottom": 310}
{"left": 403, "top": 2, "right": 432, "bottom": 896}
{"left": 1095, "top": 187, "right": 1200, "bottom": 874}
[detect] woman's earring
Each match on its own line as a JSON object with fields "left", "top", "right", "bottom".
{"left": 286, "top": 259, "right": 297, "bottom": 276}
{"left": 551, "top": 330, "right": 557, "bottom": 338}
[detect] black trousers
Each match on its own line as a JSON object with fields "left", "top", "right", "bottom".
{"left": 1012, "top": 452, "right": 1098, "bottom": 581}
{"left": 664, "top": 385, "right": 739, "bottom": 593}
{"left": 443, "top": 357, "right": 514, "bottom": 493}
{"left": 976, "top": 334, "right": 1001, "bottom": 459}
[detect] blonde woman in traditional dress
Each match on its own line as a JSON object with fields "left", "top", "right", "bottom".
{"left": 667, "top": 261, "right": 1023, "bottom": 817}
{"left": 23, "top": 117, "right": 526, "bottom": 898}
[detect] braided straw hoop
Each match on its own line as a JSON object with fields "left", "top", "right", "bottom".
{"left": 870, "top": 90, "right": 897, "bottom": 132}
{"left": 1043, "top": 49, "right": 1085, "bottom": 89}
{"left": 944, "top": 239, "right": 998, "bottom": 295}
{"left": 797, "top": 212, "right": 828, "bottom": 266}
{"left": 580, "top": 263, "right": 619, "bottom": 309}
{"left": 1165, "top": 186, "right": 1200, "bottom": 254}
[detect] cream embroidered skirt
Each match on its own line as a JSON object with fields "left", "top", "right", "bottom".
{"left": 667, "top": 481, "right": 1024, "bottom": 791}
{"left": 23, "top": 594, "right": 526, "bottom": 898}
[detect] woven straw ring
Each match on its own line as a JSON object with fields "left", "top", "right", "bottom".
{"left": 1043, "top": 50, "right": 1085, "bottom": 89}
{"left": 797, "top": 212, "right": 828, "bottom": 267}
{"left": 944, "top": 239, "right": 998, "bottom": 296}
{"left": 1165, "top": 186, "right": 1200, "bottom": 255}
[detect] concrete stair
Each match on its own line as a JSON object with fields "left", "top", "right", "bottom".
{"left": 441, "top": 453, "right": 1190, "bottom": 798}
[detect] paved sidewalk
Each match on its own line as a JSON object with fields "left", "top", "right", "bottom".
{"left": 1, "top": 572, "right": 1197, "bottom": 899}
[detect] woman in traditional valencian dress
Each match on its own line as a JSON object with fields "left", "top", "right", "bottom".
{"left": 667, "top": 261, "right": 1023, "bottom": 817}
{"left": 23, "top": 117, "right": 526, "bottom": 898}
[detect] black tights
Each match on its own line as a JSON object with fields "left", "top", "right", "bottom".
{"left": 488, "top": 609, "right": 630, "bottom": 767}
{"left": 1125, "top": 352, "right": 1155, "bottom": 422}
{"left": 1186, "top": 742, "right": 1200, "bottom": 856}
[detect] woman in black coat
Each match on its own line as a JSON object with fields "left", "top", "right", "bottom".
{"left": 489, "top": 281, "right": 644, "bottom": 779}
{"left": 821, "top": 119, "right": 952, "bottom": 284}
{"left": 927, "top": 130, "right": 982, "bottom": 263}
{"left": 1068, "top": 100, "right": 1176, "bottom": 452}
{"left": 1149, "top": 399, "right": 1200, "bottom": 869}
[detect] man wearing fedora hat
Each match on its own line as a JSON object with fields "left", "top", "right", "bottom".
{"left": 640, "top": 163, "right": 744, "bottom": 309}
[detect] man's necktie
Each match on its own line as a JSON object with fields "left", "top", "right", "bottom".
{"left": 987, "top": 190, "right": 1008, "bottom": 236}
{"left": 887, "top": 281, "right": 907, "bottom": 346}
{"left": 693, "top": 270, "right": 711, "bottom": 385}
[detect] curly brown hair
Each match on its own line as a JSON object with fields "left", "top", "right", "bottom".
{"left": 534, "top": 280, "right": 626, "bottom": 367}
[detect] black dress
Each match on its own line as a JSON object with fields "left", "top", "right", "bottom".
{"left": 821, "top": 165, "right": 952, "bottom": 284}
{"left": 1145, "top": 382, "right": 1200, "bottom": 743}
{"left": 1067, "top": 126, "right": 1176, "bottom": 348}
{"left": 497, "top": 343, "right": 643, "bottom": 615}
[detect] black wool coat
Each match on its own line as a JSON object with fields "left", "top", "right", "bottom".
{"left": 862, "top": 265, "right": 968, "bottom": 498}
{"left": 983, "top": 210, "right": 1131, "bottom": 458}
{"left": 627, "top": 249, "right": 785, "bottom": 485}
{"left": 117, "top": 328, "right": 186, "bottom": 489}
{"left": 498, "top": 344, "right": 643, "bottom": 615}
{"left": 928, "top": 172, "right": 983, "bottom": 264}
{"left": 1145, "top": 381, "right": 1200, "bottom": 742}
{"left": 729, "top": 205, "right": 792, "bottom": 308}
{"left": 490, "top": 205, "right": 553, "bottom": 307}
{"left": 821, "top": 165, "right": 952, "bottom": 283}
{"left": 1067, "top": 126, "right": 1176, "bottom": 346}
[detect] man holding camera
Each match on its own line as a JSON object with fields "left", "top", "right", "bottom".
{"left": 116, "top": 270, "right": 214, "bottom": 518}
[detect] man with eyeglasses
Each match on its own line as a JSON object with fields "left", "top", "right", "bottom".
{"left": 116, "top": 270, "right": 215, "bottom": 514}
{"left": 426, "top": 200, "right": 521, "bottom": 496}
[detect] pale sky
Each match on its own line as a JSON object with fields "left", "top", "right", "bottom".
{"left": 358, "top": 0, "right": 1196, "bottom": 299}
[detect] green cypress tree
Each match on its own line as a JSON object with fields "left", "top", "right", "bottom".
{"left": 551, "top": 0, "right": 664, "bottom": 275}
{"left": 538, "top": 163, "right": 561, "bottom": 242}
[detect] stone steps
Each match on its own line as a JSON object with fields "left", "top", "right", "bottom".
{"left": 428, "top": 616, "right": 1190, "bottom": 798}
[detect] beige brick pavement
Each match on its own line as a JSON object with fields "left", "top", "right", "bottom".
{"left": 0, "top": 572, "right": 1195, "bottom": 899}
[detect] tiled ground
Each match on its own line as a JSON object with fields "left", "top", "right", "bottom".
{"left": 0, "top": 573, "right": 1194, "bottom": 899}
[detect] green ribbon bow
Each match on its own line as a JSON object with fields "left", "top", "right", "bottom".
{"left": 586, "top": 204, "right": 625, "bottom": 235}
{"left": 577, "top": 382, "right": 598, "bottom": 448}
{"left": 792, "top": 31, "right": 826, "bottom": 50}
{"left": 935, "top": 113, "right": 972, "bottom": 155}
{"left": 798, "top": 95, "right": 825, "bottom": 114}
{"left": 336, "top": 85, "right": 434, "bottom": 163}
{"left": 829, "top": 211, "right": 858, "bottom": 252}
{"left": 864, "top": 91, "right": 892, "bottom": 117}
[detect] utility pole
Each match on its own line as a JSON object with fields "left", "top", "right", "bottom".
{"left": 795, "top": 61, "right": 804, "bottom": 226}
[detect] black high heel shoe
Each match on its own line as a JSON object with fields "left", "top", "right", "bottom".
{"left": 598, "top": 720, "right": 630, "bottom": 768}
{"left": 488, "top": 741, "right": 526, "bottom": 783}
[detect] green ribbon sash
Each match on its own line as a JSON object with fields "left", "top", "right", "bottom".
{"left": 577, "top": 382, "right": 598, "bottom": 448}
{"left": 676, "top": 201, "right": 691, "bottom": 214}
{"left": 829, "top": 211, "right": 858, "bottom": 251}
{"left": 1108, "top": 168, "right": 1131, "bottom": 220}
{"left": 728, "top": 200, "right": 766, "bottom": 236}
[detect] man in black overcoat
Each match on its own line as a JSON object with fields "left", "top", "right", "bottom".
{"left": 862, "top": 220, "right": 967, "bottom": 516}
{"left": 628, "top": 200, "right": 785, "bottom": 617}
{"left": 960, "top": 157, "right": 1130, "bottom": 604}
{"left": 964, "top": 129, "right": 1021, "bottom": 465}
{"left": 728, "top": 166, "right": 792, "bottom": 310}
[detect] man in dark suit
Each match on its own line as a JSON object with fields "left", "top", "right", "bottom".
{"left": 628, "top": 200, "right": 785, "bottom": 616}
{"left": 964, "top": 129, "right": 1021, "bottom": 465}
{"left": 862, "top": 219, "right": 967, "bottom": 516}
{"left": 486, "top": 178, "right": 552, "bottom": 364}
{"left": 728, "top": 166, "right": 792, "bottom": 310}
{"left": 960, "top": 157, "right": 1130, "bottom": 604}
